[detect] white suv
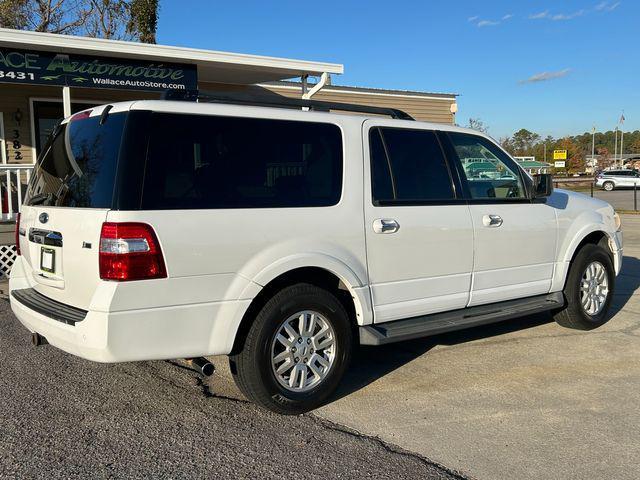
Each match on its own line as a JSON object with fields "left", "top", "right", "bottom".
{"left": 595, "top": 169, "right": 640, "bottom": 191}
{"left": 10, "top": 97, "right": 623, "bottom": 414}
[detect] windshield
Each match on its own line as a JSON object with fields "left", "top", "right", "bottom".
{"left": 25, "top": 112, "right": 127, "bottom": 208}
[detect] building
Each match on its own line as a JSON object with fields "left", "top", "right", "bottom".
{"left": 513, "top": 156, "right": 552, "bottom": 174}
{"left": 0, "top": 28, "right": 457, "bottom": 167}
{"left": 586, "top": 154, "right": 640, "bottom": 172}
{"left": 0, "top": 28, "right": 458, "bottom": 276}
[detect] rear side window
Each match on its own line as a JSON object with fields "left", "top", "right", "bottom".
{"left": 141, "top": 113, "right": 343, "bottom": 209}
{"left": 369, "top": 127, "right": 455, "bottom": 204}
{"left": 25, "top": 112, "right": 126, "bottom": 208}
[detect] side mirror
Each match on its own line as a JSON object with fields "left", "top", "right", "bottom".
{"left": 533, "top": 174, "right": 554, "bottom": 198}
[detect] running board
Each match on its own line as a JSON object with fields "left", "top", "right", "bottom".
{"left": 359, "top": 293, "right": 565, "bottom": 346}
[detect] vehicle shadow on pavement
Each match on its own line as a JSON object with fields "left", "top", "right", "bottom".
{"left": 610, "top": 255, "right": 640, "bottom": 316}
{"left": 330, "top": 313, "right": 553, "bottom": 403}
{"left": 329, "top": 254, "right": 640, "bottom": 404}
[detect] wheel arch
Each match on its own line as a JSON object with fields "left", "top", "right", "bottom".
{"left": 552, "top": 225, "right": 615, "bottom": 292}
{"left": 562, "top": 227, "right": 614, "bottom": 265}
{"left": 230, "top": 263, "right": 372, "bottom": 355}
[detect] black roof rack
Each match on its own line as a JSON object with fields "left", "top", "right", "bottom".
{"left": 161, "top": 87, "right": 415, "bottom": 121}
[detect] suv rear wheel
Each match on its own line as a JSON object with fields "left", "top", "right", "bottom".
{"left": 553, "top": 243, "right": 615, "bottom": 330}
{"left": 603, "top": 181, "right": 615, "bottom": 191}
{"left": 230, "top": 283, "right": 352, "bottom": 414}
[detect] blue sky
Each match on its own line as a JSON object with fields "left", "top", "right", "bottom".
{"left": 158, "top": 1, "right": 638, "bottom": 139}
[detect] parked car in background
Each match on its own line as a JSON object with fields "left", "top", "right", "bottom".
{"left": 9, "top": 96, "right": 624, "bottom": 415}
{"left": 596, "top": 169, "right": 640, "bottom": 191}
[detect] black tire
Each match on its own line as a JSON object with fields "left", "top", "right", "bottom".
{"left": 603, "top": 181, "right": 615, "bottom": 191}
{"left": 553, "top": 243, "right": 615, "bottom": 330}
{"left": 229, "top": 283, "right": 352, "bottom": 415}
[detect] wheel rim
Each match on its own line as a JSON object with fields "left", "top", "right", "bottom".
{"left": 270, "top": 310, "right": 337, "bottom": 393}
{"left": 604, "top": 183, "right": 613, "bottom": 191}
{"left": 580, "top": 261, "right": 609, "bottom": 316}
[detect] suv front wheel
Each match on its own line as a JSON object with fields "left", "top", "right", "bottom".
{"left": 230, "top": 283, "right": 352, "bottom": 414}
{"left": 553, "top": 243, "right": 615, "bottom": 330}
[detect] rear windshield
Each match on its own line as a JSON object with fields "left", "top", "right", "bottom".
{"left": 141, "top": 113, "right": 343, "bottom": 209}
{"left": 25, "top": 112, "right": 126, "bottom": 208}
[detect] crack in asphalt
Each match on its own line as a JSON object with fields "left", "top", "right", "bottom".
{"left": 160, "top": 358, "right": 469, "bottom": 479}
{"left": 308, "top": 415, "right": 472, "bottom": 480}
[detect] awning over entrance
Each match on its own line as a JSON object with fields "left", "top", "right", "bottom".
{"left": 0, "top": 28, "right": 344, "bottom": 85}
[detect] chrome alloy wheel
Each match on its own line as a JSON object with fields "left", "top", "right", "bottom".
{"left": 580, "top": 261, "right": 609, "bottom": 316}
{"left": 270, "top": 310, "right": 336, "bottom": 393}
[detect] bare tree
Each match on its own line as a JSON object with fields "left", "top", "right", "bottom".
{"left": 26, "top": 0, "right": 94, "bottom": 34}
{"left": 466, "top": 117, "right": 489, "bottom": 134}
{"left": 0, "top": 0, "right": 158, "bottom": 42}
{"left": 86, "top": 0, "right": 128, "bottom": 39}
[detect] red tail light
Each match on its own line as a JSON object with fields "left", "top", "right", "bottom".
{"left": 99, "top": 222, "right": 167, "bottom": 281}
{"left": 15, "top": 212, "right": 21, "bottom": 256}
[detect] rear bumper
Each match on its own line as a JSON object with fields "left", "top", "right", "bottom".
{"left": 9, "top": 257, "right": 250, "bottom": 363}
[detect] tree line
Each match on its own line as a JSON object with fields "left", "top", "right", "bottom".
{"left": 0, "top": 0, "right": 159, "bottom": 43}
{"left": 467, "top": 119, "right": 640, "bottom": 173}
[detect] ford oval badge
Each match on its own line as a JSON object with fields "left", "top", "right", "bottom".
{"left": 39, "top": 212, "right": 49, "bottom": 224}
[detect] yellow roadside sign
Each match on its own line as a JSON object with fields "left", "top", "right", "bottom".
{"left": 553, "top": 150, "right": 567, "bottom": 160}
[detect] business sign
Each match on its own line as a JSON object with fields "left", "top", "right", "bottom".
{"left": 554, "top": 160, "right": 566, "bottom": 168}
{"left": 0, "top": 47, "right": 197, "bottom": 92}
{"left": 553, "top": 150, "right": 567, "bottom": 160}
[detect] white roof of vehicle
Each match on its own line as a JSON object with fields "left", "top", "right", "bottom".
{"left": 0, "top": 28, "right": 344, "bottom": 84}
{"left": 75, "top": 100, "right": 482, "bottom": 137}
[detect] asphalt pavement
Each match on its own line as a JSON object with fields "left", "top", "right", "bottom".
{"left": 591, "top": 189, "right": 638, "bottom": 211}
{"left": 0, "top": 302, "right": 463, "bottom": 480}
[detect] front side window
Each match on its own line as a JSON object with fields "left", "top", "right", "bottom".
{"left": 448, "top": 132, "right": 526, "bottom": 200}
{"left": 370, "top": 127, "right": 455, "bottom": 204}
{"left": 142, "top": 113, "right": 343, "bottom": 209}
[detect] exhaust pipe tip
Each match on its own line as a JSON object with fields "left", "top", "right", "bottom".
{"left": 186, "top": 357, "right": 215, "bottom": 377}
{"left": 31, "top": 332, "right": 48, "bottom": 346}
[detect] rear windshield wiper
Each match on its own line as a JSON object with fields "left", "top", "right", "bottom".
{"left": 28, "top": 192, "right": 54, "bottom": 206}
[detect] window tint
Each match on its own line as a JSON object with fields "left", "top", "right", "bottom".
{"left": 370, "top": 127, "right": 455, "bottom": 203}
{"left": 448, "top": 132, "right": 526, "bottom": 200}
{"left": 25, "top": 112, "right": 126, "bottom": 208}
{"left": 142, "top": 113, "right": 343, "bottom": 209}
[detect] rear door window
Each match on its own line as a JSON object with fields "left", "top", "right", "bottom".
{"left": 141, "top": 113, "right": 343, "bottom": 209}
{"left": 25, "top": 112, "right": 126, "bottom": 208}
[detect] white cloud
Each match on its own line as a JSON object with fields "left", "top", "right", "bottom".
{"left": 470, "top": 13, "right": 514, "bottom": 28}
{"left": 531, "top": 2, "right": 620, "bottom": 21}
{"left": 596, "top": 1, "right": 621, "bottom": 11}
{"left": 529, "top": 10, "right": 549, "bottom": 19}
{"left": 519, "top": 68, "right": 571, "bottom": 84}
{"left": 551, "top": 9, "right": 585, "bottom": 20}
{"left": 477, "top": 20, "right": 500, "bottom": 27}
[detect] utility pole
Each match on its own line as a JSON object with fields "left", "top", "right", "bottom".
{"left": 591, "top": 125, "right": 596, "bottom": 172}
{"left": 620, "top": 112, "right": 625, "bottom": 168}
{"left": 614, "top": 126, "right": 618, "bottom": 167}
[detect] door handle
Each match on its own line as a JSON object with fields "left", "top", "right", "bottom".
{"left": 373, "top": 219, "right": 400, "bottom": 234}
{"left": 482, "top": 214, "right": 503, "bottom": 228}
